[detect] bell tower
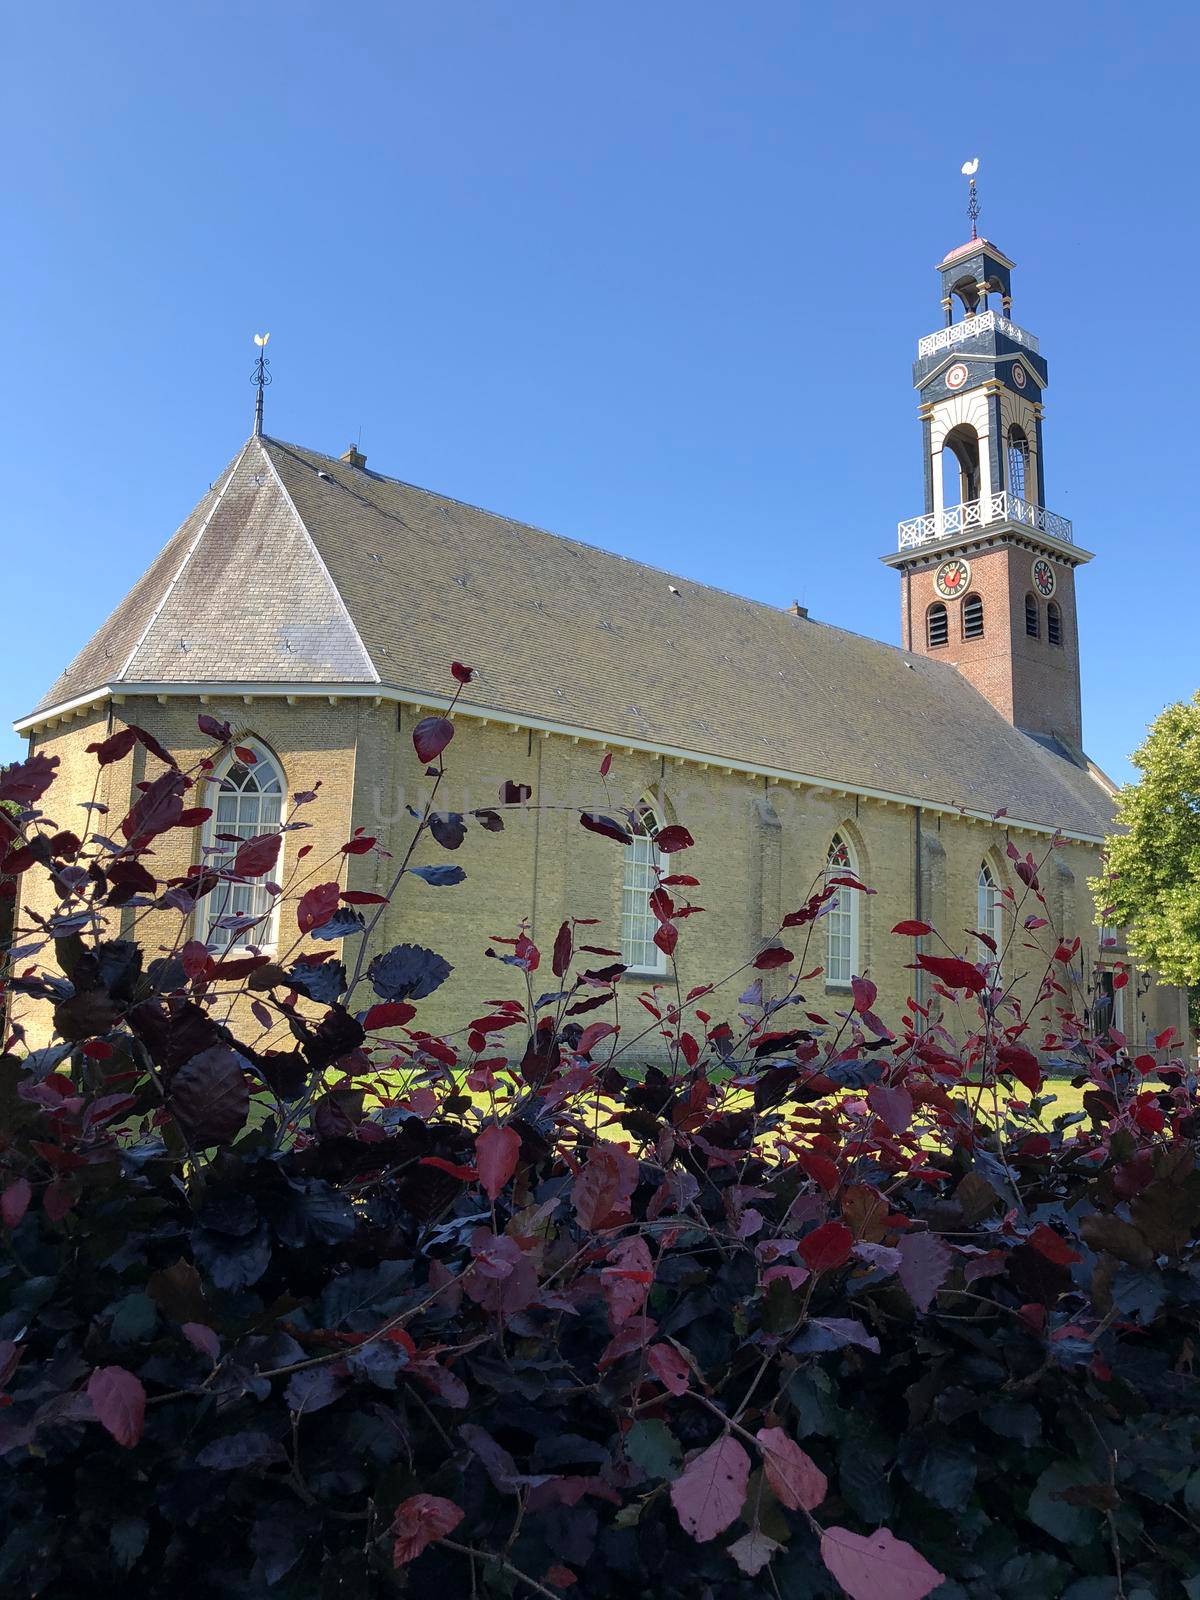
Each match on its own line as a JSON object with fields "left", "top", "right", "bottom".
{"left": 883, "top": 164, "right": 1093, "bottom": 757}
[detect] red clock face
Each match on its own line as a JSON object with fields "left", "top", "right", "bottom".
{"left": 946, "top": 362, "right": 968, "bottom": 391}
{"left": 1032, "top": 558, "right": 1056, "bottom": 598}
{"left": 1012, "top": 362, "right": 1027, "bottom": 389}
{"left": 935, "top": 557, "right": 970, "bottom": 598}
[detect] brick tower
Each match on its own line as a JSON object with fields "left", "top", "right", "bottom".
{"left": 883, "top": 186, "right": 1093, "bottom": 757}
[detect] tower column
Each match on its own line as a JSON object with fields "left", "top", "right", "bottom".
{"left": 921, "top": 415, "right": 934, "bottom": 514}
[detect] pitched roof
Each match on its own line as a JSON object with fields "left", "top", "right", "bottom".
{"left": 25, "top": 433, "right": 1114, "bottom": 839}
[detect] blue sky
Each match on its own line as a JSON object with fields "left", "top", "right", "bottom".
{"left": 3, "top": 2, "right": 1197, "bottom": 784}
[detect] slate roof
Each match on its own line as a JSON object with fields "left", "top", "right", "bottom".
{"left": 26, "top": 433, "right": 1115, "bottom": 839}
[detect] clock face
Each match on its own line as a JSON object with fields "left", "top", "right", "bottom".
{"left": 946, "top": 362, "right": 969, "bottom": 391}
{"left": 935, "top": 557, "right": 971, "bottom": 599}
{"left": 1012, "top": 361, "right": 1027, "bottom": 389}
{"left": 1032, "top": 558, "right": 1056, "bottom": 598}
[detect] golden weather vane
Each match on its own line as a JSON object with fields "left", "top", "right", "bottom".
{"left": 252, "top": 332, "right": 271, "bottom": 436}
{"left": 961, "top": 157, "right": 980, "bottom": 240}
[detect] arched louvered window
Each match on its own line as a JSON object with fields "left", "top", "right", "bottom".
{"left": 1047, "top": 601, "right": 1063, "bottom": 647}
{"left": 621, "top": 802, "right": 667, "bottom": 973}
{"left": 962, "top": 594, "right": 984, "bottom": 639}
{"left": 825, "top": 834, "right": 859, "bottom": 987}
{"left": 1007, "top": 425, "right": 1029, "bottom": 500}
{"left": 198, "top": 741, "right": 285, "bottom": 950}
{"left": 1025, "top": 594, "right": 1040, "bottom": 638}
{"left": 927, "top": 602, "right": 949, "bottom": 648}
{"left": 976, "top": 862, "right": 1003, "bottom": 967}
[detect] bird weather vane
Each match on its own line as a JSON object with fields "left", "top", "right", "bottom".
{"left": 251, "top": 332, "right": 271, "bottom": 436}
{"left": 961, "top": 157, "right": 980, "bottom": 239}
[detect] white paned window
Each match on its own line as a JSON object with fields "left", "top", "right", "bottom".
{"left": 621, "top": 805, "right": 666, "bottom": 974}
{"left": 825, "top": 834, "right": 858, "bottom": 987}
{"left": 199, "top": 744, "right": 285, "bottom": 950}
{"left": 976, "top": 862, "right": 1003, "bottom": 967}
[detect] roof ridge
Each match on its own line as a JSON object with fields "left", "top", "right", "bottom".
{"left": 116, "top": 441, "right": 253, "bottom": 680}
{"left": 262, "top": 435, "right": 933, "bottom": 669}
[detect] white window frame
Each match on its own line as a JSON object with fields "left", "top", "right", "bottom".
{"left": 620, "top": 802, "right": 668, "bottom": 976}
{"left": 196, "top": 739, "right": 286, "bottom": 952}
{"left": 976, "top": 862, "right": 1003, "bottom": 969}
{"left": 824, "top": 834, "right": 859, "bottom": 989}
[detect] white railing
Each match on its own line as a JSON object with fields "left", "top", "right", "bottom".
{"left": 897, "top": 491, "right": 1073, "bottom": 550}
{"left": 917, "top": 310, "right": 1040, "bottom": 359}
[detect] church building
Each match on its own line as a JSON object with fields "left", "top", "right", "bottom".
{"left": 13, "top": 216, "right": 1188, "bottom": 1054}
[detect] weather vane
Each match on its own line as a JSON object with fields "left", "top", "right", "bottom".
{"left": 251, "top": 332, "right": 271, "bottom": 436}
{"left": 961, "top": 157, "right": 980, "bottom": 240}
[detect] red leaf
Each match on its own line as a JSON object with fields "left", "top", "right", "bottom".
{"left": 997, "top": 1042, "right": 1042, "bottom": 1095}
{"left": 475, "top": 1124, "right": 521, "bottom": 1202}
{"left": 670, "top": 1435, "right": 750, "bottom": 1542}
{"left": 341, "top": 834, "right": 378, "bottom": 855}
{"left": 601, "top": 1236, "right": 654, "bottom": 1327}
{"left": 552, "top": 920, "right": 573, "bottom": 978}
{"left": 198, "top": 713, "right": 232, "bottom": 742}
{"left": 363, "top": 1001, "right": 417, "bottom": 1030}
{"left": 451, "top": 661, "right": 474, "bottom": 683}
{"left": 341, "top": 889, "right": 389, "bottom": 904}
{"left": 1028, "top": 1223, "right": 1082, "bottom": 1266}
{"left": 1112, "top": 967, "right": 1129, "bottom": 990}
{"left": 661, "top": 873, "right": 699, "bottom": 887}
{"left": 297, "top": 882, "right": 341, "bottom": 934}
{"left": 866, "top": 1084, "right": 913, "bottom": 1135}
{"left": 572, "top": 1144, "right": 638, "bottom": 1230}
{"left": 545, "top": 1564, "right": 577, "bottom": 1588}
{"left": 819, "top": 1526, "right": 945, "bottom": 1600}
{"left": 501, "top": 780, "right": 532, "bottom": 804}
{"left": 391, "top": 1494, "right": 464, "bottom": 1567}
{"left": 169, "top": 1046, "right": 250, "bottom": 1146}
{"left": 653, "top": 921, "right": 679, "bottom": 958}
{"left": 87, "top": 727, "right": 138, "bottom": 765}
{"left": 413, "top": 717, "right": 454, "bottom": 765}
{"left": 797, "top": 1221, "right": 853, "bottom": 1273}
{"left": 419, "top": 1157, "right": 478, "bottom": 1181}
{"left": 754, "top": 942, "right": 793, "bottom": 971}
{"left": 678, "top": 1031, "right": 700, "bottom": 1067}
{"left": 580, "top": 812, "right": 632, "bottom": 845}
{"left": 897, "top": 1230, "right": 953, "bottom": 1313}
{"left": 234, "top": 745, "right": 258, "bottom": 763}
{"left": 0, "top": 751, "right": 59, "bottom": 805}
{"left": 233, "top": 833, "right": 281, "bottom": 878}
{"left": 891, "top": 920, "right": 932, "bottom": 936}
{"left": 181, "top": 1322, "right": 220, "bottom": 1363}
{"left": 915, "top": 953, "right": 986, "bottom": 993}
{"left": 1155, "top": 1026, "right": 1176, "bottom": 1050}
{"left": 850, "top": 975, "right": 877, "bottom": 1015}
{"left": 1, "top": 1178, "right": 31, "bottom": 1229}
{"left": 599, "top": 751, "right": 612, "bottom": 777}
{"left": 576, "top": 1021, "right": 616, "bottom": 1056}
{"left": 87, "top": 1365, "right": 145, "bottom": 1449}
{"left": 647, "top": 1342, "right": 690, "bottom": 1395}
{"left": 796, "top": 1152, "right": 840, "bottom": 1193}
{"left": 654, "top": 824, "right": 694, "bottom": 853}
{"left": 755, "top": 1426, "right": 828, "bottom": 1511}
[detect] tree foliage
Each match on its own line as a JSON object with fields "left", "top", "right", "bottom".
{"left": 1095, "top": 693, "right": 1200, "bottom": 989}
{"left": 1, "top": 682, "right": 1198, "bottom": 1598}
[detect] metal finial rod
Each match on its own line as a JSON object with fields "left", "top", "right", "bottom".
{"left": 960, "top": 158, "right": 981, "bottom": 240}
{"left": 251, "top": 332, "right": 272, "bottom": 436}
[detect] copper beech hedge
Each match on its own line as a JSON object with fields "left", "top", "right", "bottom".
{"left": 1, "top": 668, "right": 1198, "bottom": 1599}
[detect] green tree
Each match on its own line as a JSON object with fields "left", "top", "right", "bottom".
{"left": 1094, "top": 693, "right": 1200, "bottom": 989}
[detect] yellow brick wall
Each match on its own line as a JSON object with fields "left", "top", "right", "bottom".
{"left": 12, "top": 694, "right": 1189, "bottom": 1058}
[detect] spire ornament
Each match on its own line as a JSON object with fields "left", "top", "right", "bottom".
{"left": 961, "top": 157, "right": 980, "bottom": 240}
{"left": 251, "top": 333, "right": 271, "bottom": 436}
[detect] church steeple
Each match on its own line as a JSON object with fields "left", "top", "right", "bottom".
{"left": 883, "top": 179, "right": 1094, "bottom": 756}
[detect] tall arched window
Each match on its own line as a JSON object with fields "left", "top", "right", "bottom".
{"left": 976, "top": 862, "right": 1003, "bottom": 967}
{"left": 942, "top": 425, "right": 981, "bottom": 508}
{"left": 1007, "top": 425, "right": 1029, "bottom": 500}
{"left": 198, "top": 741, "right": 285, "bottom": 950}
{"left": 1025, "top": 593, "right": 1040, "bottom": 638}
{"left": 1047, "top": 601, "right": 1063, "bottom": 647}
{"left": 927, "top": 602, "right": 949, "bottom": 648}
{"left": 621, "top": 802, "right": 666, "bottom": 974}
{"left": 962, "top": 593, "right": 984, "bottom": 639}
{"left": 825, "top": 834, "right": 859, "bottom": 988}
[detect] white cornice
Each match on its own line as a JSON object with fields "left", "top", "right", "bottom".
{"left": 13, "top": 679, "right": 1107, "bottom": 846}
